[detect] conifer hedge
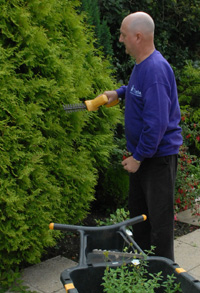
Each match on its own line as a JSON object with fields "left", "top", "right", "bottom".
{"left": 0, "top": 0, "right": 121, "bottom": 287}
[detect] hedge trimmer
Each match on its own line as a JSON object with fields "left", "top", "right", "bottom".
{"left": 63, "top": 94, "right": 120, "bottom": 113}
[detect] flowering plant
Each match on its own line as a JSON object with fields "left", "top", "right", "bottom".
{"left": 175, "top": 106, "right": 200, "bottom": 214}
{"left": 175, "top": 145, "right": 200, "bottom": 214}
{"left": 180, "top": 107, "right": 200, "bottom": 154}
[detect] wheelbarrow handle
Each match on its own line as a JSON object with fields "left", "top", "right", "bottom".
{"left": 49, "top": 214, "right": 147, "bottom": 232}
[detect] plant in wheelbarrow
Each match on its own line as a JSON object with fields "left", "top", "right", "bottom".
{"left": 102, "top": 257, "right": 182, "bottom": 293}
{"left": 96, "top": 209, "right": 182, "bottom": 292}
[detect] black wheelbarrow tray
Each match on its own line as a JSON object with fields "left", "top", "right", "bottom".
{"left": 49, "top": 214, "right": 200, "bottom": 293}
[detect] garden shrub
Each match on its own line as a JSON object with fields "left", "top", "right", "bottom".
{"left": 80, "top": 0, "right": 113, "bottom": 57}
{"left": 178, "top": 61, "right": 200, "bottom": 109}
{"left": 178, "top": 61, "right": 200, "bottom": 156}
{"left": 175, "top": 62, "right": 200, "bottom": 213}
{"left": 0, "top": 0, "right": 121, "bottom": 288}
{"left": 175, "top": 145, "right": 200, "bottom": 214}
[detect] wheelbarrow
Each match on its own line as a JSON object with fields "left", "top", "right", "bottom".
{"left": 49, "top": 214, "right": 200, "bottom": 293}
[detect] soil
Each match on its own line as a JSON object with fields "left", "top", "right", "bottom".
{"left": 42, "top": 211, "right": 200, "bottom": 263}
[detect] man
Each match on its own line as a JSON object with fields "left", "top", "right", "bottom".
{"left": 103, "top": 12, "right": 182, "bottom": 260}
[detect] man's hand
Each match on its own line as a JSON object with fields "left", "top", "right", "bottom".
{"left": 103, "top": 90, "right": 118, "bottom": 105}
{"left": 122, "top": 156, "right": 141, "bottom": 173}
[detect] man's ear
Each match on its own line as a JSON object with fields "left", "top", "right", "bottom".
{"left": 136, "top": 32, "right": 142, "bottom": 42}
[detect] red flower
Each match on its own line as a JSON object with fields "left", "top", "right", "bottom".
{"left": 178, "top": 188, "right": 184, "bottom": 194}
{"left": 181, "top": 155, "right": 186, "bottom": 161}
{"left": 196, "top": 136, "right": 200, "bottom": 142}
{"left": 176, "top": 198, "right": 181, "bottom": 204}
{"left": 186, "top": 134, "right": 191, "bottom": 139}
{"left": 181, "top": 116, "right": 186, "bottom": 121}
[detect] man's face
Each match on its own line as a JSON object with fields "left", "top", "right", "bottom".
{"left": 119, "top": 21, "right": 136, "bottom": 57}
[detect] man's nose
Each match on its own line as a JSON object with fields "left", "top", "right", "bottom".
{"left": 119, "top": 35, "right": 123, "bottom": 42}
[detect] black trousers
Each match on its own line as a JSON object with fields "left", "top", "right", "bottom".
{"left": 128, "top": 155, "right": 178, "bottom": 261}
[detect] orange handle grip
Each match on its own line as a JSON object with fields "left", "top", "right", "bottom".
{"left": 85, "top": 94, "right": 108, "bottom": 111}
{"left": 49, "top": 223, "right": 54, "bottom": 230}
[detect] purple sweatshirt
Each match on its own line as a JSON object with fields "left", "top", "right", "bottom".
{"left": 116, "top": 50, "right": 182, "bottom": 162}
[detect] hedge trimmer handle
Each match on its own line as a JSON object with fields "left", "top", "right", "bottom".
{"left": 85, "top": 94, "right": 119, "bottom": 111}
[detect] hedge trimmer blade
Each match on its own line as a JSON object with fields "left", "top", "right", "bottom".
{"left": 63, "top": 103, "right": 87, "bottom": 113}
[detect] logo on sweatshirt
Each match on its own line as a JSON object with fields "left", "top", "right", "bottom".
{"left": 130, "top": 85, "right": 142, "bottom": 97}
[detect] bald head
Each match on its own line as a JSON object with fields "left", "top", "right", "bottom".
{"left": 123, "top": 12, "right": 155, "bottom": 37}
{"left": 119, "top": 12, "right": 155, "bottom": 63}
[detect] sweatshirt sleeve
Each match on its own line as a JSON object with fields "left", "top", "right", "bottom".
{"left": 115, "top": 85, "right": 127, "bottom": 99}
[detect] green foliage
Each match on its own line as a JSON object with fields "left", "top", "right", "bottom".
{"left": 178, "top": 62, "right": 200, "bottom": 156}
{"left": 80, "top": 0, "right": 113, "bottom": 57}
{"left": 178, "top": 61, "right": 200, "bottom": 107}
{"left": 1, "top": 275, "right": 35, "bottom": 293}
{"left": 175, "top": 108, "right": 200, "bottom": 214}
{"left": 179, "top": 107, "right": 200, "bottom": 156}
{"left": 95, "top": 208, "right": 130, "bottom": 226}
{"left": 102, "top": 261, "right": 182, "bottom": 292}
{"left": 0, "top": 0, "right": 121, "bottom": 288}
{"left": 175, "top": 145, "right": 200, "bottom": 213}
{"left": 175, "top": 62, "right": 200, "bottom": 213}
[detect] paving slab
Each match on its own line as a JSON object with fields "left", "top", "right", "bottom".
{"left": 175, "top": 240, "right": 200, "bottom": 272}
{"left": 176, "top": 209, "right": 200, "bottom": 226}
{"left": 176, "top": 228, "right": 200, "bottom": 246}
{"left": 7, "top": 256, "right": 78, "bottom": 293}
